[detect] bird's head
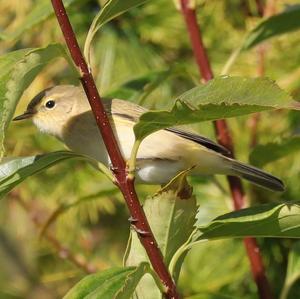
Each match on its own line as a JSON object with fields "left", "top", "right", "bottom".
{"left": 13, "top": 85, "right": 86, "bottom": 138}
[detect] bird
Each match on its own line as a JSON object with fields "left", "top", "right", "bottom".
{"left": 13, "top": 85, "right": 284, "bottom": 192}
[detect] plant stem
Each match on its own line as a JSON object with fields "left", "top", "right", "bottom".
{"left": 179, "top": 1, "right": 273, "bottom": 298}
{"left": 220, "top": 47, "right": 242, "bottom": 76}
{"left": 255, "top": 0, "right": 265, "bottom": 17}
{"left": 50, "top": 1, "right": 180, "bottom": 298}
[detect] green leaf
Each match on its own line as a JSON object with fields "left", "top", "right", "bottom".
{"left": 0, "top": 151, "right": 88, "bottom": 199}
{"left": 134, "top": 76, "right": 298, "bottom": 140}
{"left": 63, "top": 263, "right": 149, "bottom": 299}
{"left": 84, "top": 0, "right": 149, "bottom": 61}
{"left": 0, "top": 44, "right": 73, "bottom": 157}
{"left": 0, "top": 0, "right": 77, "bottom": 41}
{"left": 195, "top": 202, "right": 300, "bottom": 240}
{"left": 280, "top": 242, "right": 300, "bottom": 299}
{"left": 125, "top": 171, "right": 197, "bottom": 298}
{"left": 286, "top": 242, "right": 300, "bottom": 285}
{"left": 249, "top": 136, "right": 300, "bottom": 167}
{"left": 243, "top": 5, "right": 300, "bottom": 50}
{"left": 91, "top": 0, "right": 149, "bottom": 30}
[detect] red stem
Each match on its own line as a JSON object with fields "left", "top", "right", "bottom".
{"left": 255, "top": 0, "right": 265, "bottom": 17}
{"left": 179, "top": 1, "right": 273, "bottom": 298}
{"left": 50, "top": 1, "right": 179, "bottom": 298}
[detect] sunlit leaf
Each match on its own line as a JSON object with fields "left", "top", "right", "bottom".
{"left": 0, "top": 151, "right": 88, "bottom": 198}
{"left": 0, "top": 0, "right": 77, "bottom": 41}
{"left": 0, "top": 44, "right": 74, "bottom": 157}
{"left": 63, "top": 263, "right": 149, "bottom": 299}
{"left": 134, "top": 76, "right": 297, "bottom": 140}
{"left": 125, "top": 171, "right": 197, "bottom": 298}
{"left": 195, "top": 202, "right": 300, "bottom": 240}
{"left": 249, "top": 136, "right": 300, "bottom": 167}
{"left": 84, "top": 0, "right": 149, "bottom": 61}
{"left": 242, "top": 5, "right": 300, "bottom": 50}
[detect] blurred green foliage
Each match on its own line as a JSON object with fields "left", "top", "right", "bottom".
{"left": 1, "top": 0, "right": 300, "bottom": 298}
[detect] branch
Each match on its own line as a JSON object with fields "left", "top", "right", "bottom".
{"left": 50, "top": 1, "right": 179, "bottom": 298}
{"left": 179, "top": 1, "right": 273, "bottom": 298}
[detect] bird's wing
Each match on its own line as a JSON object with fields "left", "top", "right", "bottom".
{"left": 107, "top": 98, "right": 230, "bottom": 155}
{"left": 165, "top": 128, "right": 230, "bottom": 155}
{"left": 105, "top": 98, "right": 146, "bottom": 122}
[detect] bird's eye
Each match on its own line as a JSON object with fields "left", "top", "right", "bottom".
{"left": 45, "top": 100, "right": 56, "bottom": 109}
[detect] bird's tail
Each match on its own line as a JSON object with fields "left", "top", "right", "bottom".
{"left": 227, "top": 158, "right": 285, "bottom": 192}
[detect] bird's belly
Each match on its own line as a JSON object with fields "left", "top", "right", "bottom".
{"left": 135, "top": 159, "right": 185, "bottom": 185}
{"left": 64, "top": 134, "right": 185, "bottom": 184}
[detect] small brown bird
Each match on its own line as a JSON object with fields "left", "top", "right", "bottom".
{"left": 14, "top": 85, "right": 284, "bottom": 191}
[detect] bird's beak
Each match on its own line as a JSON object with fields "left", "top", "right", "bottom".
{"left": 13, "top": 111, "right": 35, "bottom": 121}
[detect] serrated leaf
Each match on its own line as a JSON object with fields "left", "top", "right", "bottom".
{"left": 249, "top": 136, "right": 300, "bottom": 167}
{"left": 63, "top": 263, "right": 149, "bottom": 299}
{"left": 242, "top": 5, "right": 300, "bottom": 50}
{"left": 0, "top": 44, "right": 74, "bottom": 157}
{"left": 125, "top": 171, "right": 197, "bottom": 298}
{"left": 0, "top": 151, "right": 88, "bottom": 199}
{"left": 134, "top": 76, "right": 297, "bottom": 140}
{"left": 0, "top": 0, "right": 77, "bottom": 41}
{"left": 84, "top": 0, "right": 149, "bottom": 61}
{"left": 195, "top": 202, "right": 300, "bottom": 241}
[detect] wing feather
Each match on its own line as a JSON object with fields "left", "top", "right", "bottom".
{"left": 108, "top": 98, "right": 230, "bottom": 155}
{"left": 166, "top": 128, "right": 230, "bottom": 155}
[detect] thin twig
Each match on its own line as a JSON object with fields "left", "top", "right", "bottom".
{"left": 10, "top": 191, "right": 97, "bottom": 274}
{"left": 179, "top": 1, "right": 273, "bottom": 298}
{"left": 50, "top": 1, "right": 179, "bottom": 298}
